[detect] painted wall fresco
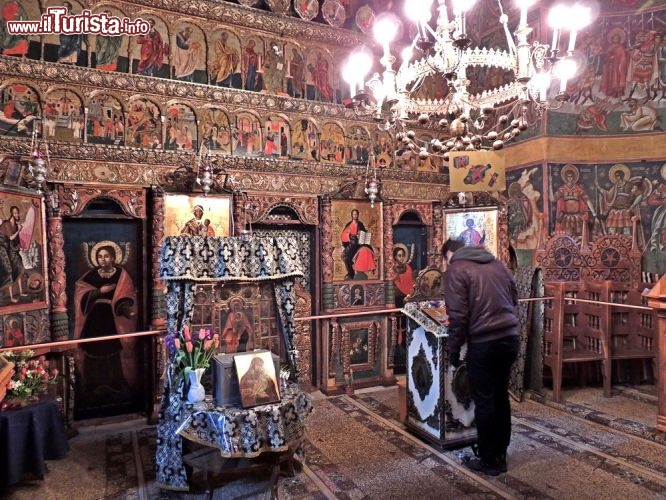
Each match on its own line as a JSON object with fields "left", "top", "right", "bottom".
{"left": 263, "top": 114, "right": 290, "bottom": 158}
{"left": 172, "top": 22, "right": 206, "bottom": 84}
{"left": 165, "top": 103, "right": 198, "bottom": 152}
{"left": 43, "top": 89, "right": 84, "bottom": 143}
{"left": 291, "top": 118, "right": 319, "bottom": 161}
{"left": 502, "top": 165, "right": 544, "bottom": 251}
{"left": 91, "top": 7, "right": 131, "bottom": 73}
{"left": 546, "top": 8, "right": 666, "bottom": 136}
{"left": 503, "top": 161, "right": 666, "bottom": 274}
{"left": 43, "top": 0, "right": 87, "bottom": 66}
{"left": 209, "top": 29, "right": 242, "bottom": 89}
{"left": 87, "top": 94, "right": 125, "bottom": 146}
{"left": 201, "top": 107, "right": 232, "bottom": 154}
{"left": 1, "top": 1, "right": 348, "bottom": 102}
{"left": 126, "top": 98, "right": 162, "bottom": 148}
{"left": 0, "top": 83, "right": 40, "bottom": 137}
{"left": 130, "top": 15, "right": 170, "bottom": 78}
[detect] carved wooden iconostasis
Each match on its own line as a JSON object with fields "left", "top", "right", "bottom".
{"left": 239, "top": 192, "right": 319, "bottom": 385}
{"left": 317, "top": 195, "right": 442, "bottom": 394}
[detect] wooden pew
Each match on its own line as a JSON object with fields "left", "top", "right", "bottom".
{"left": 607, "top": 281, "right": 657, "bottom": 384}
{"left": 543, "top": 281, "right": 610, "bottom": 402}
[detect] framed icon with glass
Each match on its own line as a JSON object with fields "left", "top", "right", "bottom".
{"left": 442, "top": 206, "right": 499, "bottom": 258}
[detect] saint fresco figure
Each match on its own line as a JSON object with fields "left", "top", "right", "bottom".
{"left": 180, "top": 205, "right": 207, "bottom": 236}
{"left": 0, "top": 205, "right": 27, "bottom": 304}
{"left": 210, "top": 31, "right": 239, "bottom": 87}
{"left": 95, "top": 10, "right": 123, "bottom": 71}
{"left": 308, "top": 51, "right": 334, "bottom": 101}
{"left": 340, "top": 209, "right": 365, "bottom": 280}
{"left": 392, "top": 243, "right": 415, "bottom": 297}
{"left": 242, "top": 39, "right": 261, "bottom": 91}
{"left": 458, "top": 218, "right": 485, "bottom": 247}
{"left": 73, "top": 242, "right": 137, "bottom": 394}
{"left": 58, "top": 2, "right": 85, "bottom": 65}
{"left": 0, "top": 0, "right": 29, "bottom": 56}
{"left": 287, "top": 47, "right": 306, "bottom": 98}
{"left": 552, "top": 164, "right": 596, "bottom": 237}
{"left": 173, "top": 26, "right": 202, "bottom": 82}
{"left": 136, "top": 19, "right": 168, "bottom": 77}
{"left": 595, "top": 164, "right": 640, "bottom": 235}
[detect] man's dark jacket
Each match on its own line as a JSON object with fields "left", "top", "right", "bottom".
{"left": 444, "top": 246, "right": 519, "bottom": 361}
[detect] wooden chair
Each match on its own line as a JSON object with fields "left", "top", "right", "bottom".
{"left": 607, "top": 281, "right": 657, "bottom": 384}
{"left": 543, "top": 281, "right": 610, "bottom": 402}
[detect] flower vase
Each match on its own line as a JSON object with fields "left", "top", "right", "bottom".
{"left": 186, "top": 368, "right": 206, "bottom": 404}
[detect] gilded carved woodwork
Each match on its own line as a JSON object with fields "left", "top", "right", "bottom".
{"left": 58, "top": 185, "right": 147, "bottom": 218}
{"left": 329, "top": 319, "right": 339, "bottom": 378}
{"left": 233, "top": 191, "right": 245, "bottom": 236}
{"left": 381, "top": 180, "right": 449, "bottom": 200}
{"left": 321, "top": 197, "right": 334, "bottom": 284}
{"left": 433, "top": 204, "right": 444, "bottom": 264}
{"left": 383, "top": 200, "right": 395, "bottom": 282}
{"left": 331, "top": 282, "right": 385, "bottom": 309}
{"left": 46, "top": 215, "right": 67, "bottom": 315}
{"left": 388, "top": 315, "right": 398, "bottom": 369}
{"left": 293, "top": 283, "right": 312, "bottom": 384}
{"left": 0, "top": 138, "right": 450, "bottom": 195}
{"left": 128, "top": 0, "right": 365, "bottom": 47}
{"left": 243, "top": 193, "right": 319, "bottom": 226}
{"left": 151, "top": 190, "right": 166, "bottom": 328}
{"left": 0, "top": 58, "right": 360, "bottom": 123}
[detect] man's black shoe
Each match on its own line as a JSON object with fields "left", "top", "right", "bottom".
{"left": 462, "top": 456, "right": 500, "bottom": 477}
{"left": 497, "top": 453, "right": 508, "bottom": 473}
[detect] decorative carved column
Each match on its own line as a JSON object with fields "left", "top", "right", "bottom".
{"left": 644, "top": 276, "right": 666, "bottom": 432}
{"left": 383, "top": 200, "right": 394, "bottom": 306}
{"left": 293, "top": 283, "right": 313, "bottom": 386}
{"left": 233, "top": 190, "right": 245, "bottom": 236}
{"left": 151, "top": 188, "right": 166, "bottom": 329}
{"left": 497, "top": 203, "right": 510, "bottom": 265}
{"left": 320, "top": 196, "right": 334, "bottom": 310}
{"left": 46, "top": 188, "right": 68, "bottom": 340}
{"left": 432, "top": 203, "right": 444, "bottom": 267}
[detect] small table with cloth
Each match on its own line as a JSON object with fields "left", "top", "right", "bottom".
{"left": 0, "top": 398, "right": 69, "bottom": 488}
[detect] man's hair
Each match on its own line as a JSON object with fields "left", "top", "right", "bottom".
{"left": 441, "top": 238, "right": 464, "bottom": 256}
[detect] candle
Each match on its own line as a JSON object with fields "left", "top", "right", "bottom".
{"left": 551, "top": 29, "right": 560, "bottom": 54}
{"left": 567, "top": 31, "right": 578, "bottom": 55}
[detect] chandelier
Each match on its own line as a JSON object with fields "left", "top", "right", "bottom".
{"left": 342, "top": 0, "right": 592, "bottom": 160}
